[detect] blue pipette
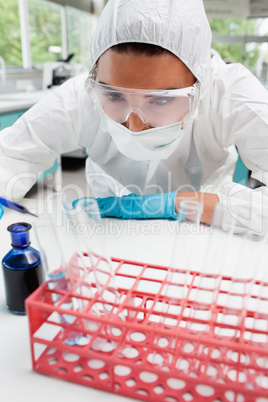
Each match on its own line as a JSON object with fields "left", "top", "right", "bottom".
{"left": 0, "top": 197, "right": 38, "bottom": 218}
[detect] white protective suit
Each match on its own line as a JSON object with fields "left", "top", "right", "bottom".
{"left": 1, "top": 0, "right": 268, "bottom": 226}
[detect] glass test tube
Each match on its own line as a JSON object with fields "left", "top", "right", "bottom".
{"left": 186, "top": 203, "right": 237, "bottom": 336}
{"left": 152, "top": 200, "right": 203, "bottom": 368}
{"left": 48, "top": 192, "right": 122, "bottom": 349}
{"left": 166, "top": 200, "right": 204, "bottom": 320}
{"left": 33, "top": 214, "right": 82, "bottom": 345}
{"left": 44, "top": 192, "right": 88, "bottom": 292}
{"left": 214, "top": 210, "right": 267, "bottom": 342}
{"left": 72, "top": 198, "right": 124, "bottom": 321}
{"left": 246, "top": 213, "right": 268, "bottom": 346}
{"left": 72, "top": 197, "right": 128, "bottom": 353}
{"left": 215, "top": 211, "right": 268, "bottom": 383}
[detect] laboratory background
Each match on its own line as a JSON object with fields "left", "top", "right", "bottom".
{"left": 0, "top": 0, "right": 268, "bottom": 188}
{"left": 1, "top": 1, "right": 268, "bottom": 402}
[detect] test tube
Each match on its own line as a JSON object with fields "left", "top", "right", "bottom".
{"left": 72, "top": 198, "right": 128, "bottom": 353}
{"left": 42, "top": 191, "right": 123, "bottom": 316}
{"left": 152, "top": 200, "right": 203, "bottom": 368}
{"left": 44, "top": 192, "right": 89, "bottom": 292}
{"left": 72, "top": 198, "right": 125, "bottom": 321}
{"left": 49, "top": 192, "right": 125, "bottom": 348}
{"left": 164, "top": 200, "right": 204, "bottom": 320}
{"left": 213, "top": 209, "right": 267, "bottom": 342}
{"left": 213, "top": 211, "right": 268, "bottom": 384}
{"left": 33, "top": 214, "right": 82, "bottom": 345}
{"left": 245, "top": 213, "right": 268, "bottom": 347}
{"left": 186, "top": 203, "right": 236, "bottom": 336}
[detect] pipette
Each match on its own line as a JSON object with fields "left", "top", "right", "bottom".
{"left": 0, "top": 197, "right": 38, "bottom": 217}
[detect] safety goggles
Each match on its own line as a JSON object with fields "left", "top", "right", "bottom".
{"left": 85, "top": 74, "right": 200, "bottom": 128}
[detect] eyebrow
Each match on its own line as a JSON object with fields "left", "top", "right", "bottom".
{"left": 98, "top": 81, "right": 181, "bottom": 91}
{"left": 99, "top": 81, "right": 116, "bottom": 90}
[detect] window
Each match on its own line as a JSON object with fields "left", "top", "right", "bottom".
{"left": 0, "top": 0, "right": 97, "bottom": 70}
{"left": 0, "top": 0, "right": 22, "bottom": 68}
{"left": 66, "top": 6, "right": 97, "bottom": 68}
{"left": 209, "top": 18, "right": 268, "bottom": 72}
{"left": 28, "top": 0, "right": 62, "bottom": 66}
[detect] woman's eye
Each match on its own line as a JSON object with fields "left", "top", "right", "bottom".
{"left": 150, "top": 97, "right": 174, "bottom": 106}
{"left": 104, "top": 91, "right": 125, "bottom": 102}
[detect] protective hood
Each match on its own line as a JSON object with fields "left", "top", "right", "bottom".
{"left": 89, "top": 0, "right": 212, "bottom": 98}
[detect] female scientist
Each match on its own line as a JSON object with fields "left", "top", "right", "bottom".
{"left": 0, "top": 0, "right": 268, "bottom": 225}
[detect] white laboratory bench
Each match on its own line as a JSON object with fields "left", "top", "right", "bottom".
{"left": 1, "top": 198, "right": 267, "bottom": 402}
{"left": 0, "top": 199, "right": 179, "bottom": 402}
{"left": 0, "top": 91, "right": 48, "bottom": 115}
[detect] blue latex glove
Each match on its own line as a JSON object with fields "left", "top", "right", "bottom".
{"left": 73, "top": 192, "right": 178, "bottom": 220}
{"left": 0, "top": 205, "right": 4, "bottom": 220}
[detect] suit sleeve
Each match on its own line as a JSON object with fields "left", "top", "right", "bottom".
{"left": 0, "top": 74, "right": 86, "bottom": 200}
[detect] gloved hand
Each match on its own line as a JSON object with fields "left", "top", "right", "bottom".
{"left": 0, "top": 205, "right": 4, "bottom": 220}
{"left": 73, "top": 192, "right": 178, "bottom": 220}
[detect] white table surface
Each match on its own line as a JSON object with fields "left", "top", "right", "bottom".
{"left": 0, "top": 198, "right": 264, "bottom": 402}
{"left": 0, "top": 198, "right": 181, "bottom": 402}
{"left": 0, "top": 91, "right": 48, "bottom": 114}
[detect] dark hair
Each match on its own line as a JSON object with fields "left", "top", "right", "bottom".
{"left": 109, "top": 42, "right": 172, "bottom": 57}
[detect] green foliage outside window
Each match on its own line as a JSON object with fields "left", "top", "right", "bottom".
{"left": 210, "top": 18, "right": 267, "bottom": 70}
{"left": 0, "top": 1, "right": 267, "bottom": 72}
{"left": 66, "top": 7, "right": 96, "bottom": 67}
{"left": 0, "top": 0, "right": 22, "bottom": 67}
{"left": 0, "top": 0, "right": 95, "bottom": 69}
{"left": 28, "top": 0, "right": 62, "bottom": 66}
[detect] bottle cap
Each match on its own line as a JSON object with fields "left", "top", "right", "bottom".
{"left": 7, "top": 222, "right": 32, "bottom": 247}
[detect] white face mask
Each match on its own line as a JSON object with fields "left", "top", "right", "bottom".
{"left": 101, "top": 114, "right": 186, "bottom": 161}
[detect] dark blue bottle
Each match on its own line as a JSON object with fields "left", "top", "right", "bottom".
{"left": 2, "top": 222, "right": 44, "bottom": 315}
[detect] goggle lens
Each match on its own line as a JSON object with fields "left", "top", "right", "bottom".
{"left": 86, "top": 78, "right": 199, "bottom": 127}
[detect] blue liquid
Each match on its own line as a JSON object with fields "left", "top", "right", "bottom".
{"left": 48, "top": 270, "right": 81, "bottom": 345}
{"left": 2, "top": 222, "right": 45, "bottom": 314}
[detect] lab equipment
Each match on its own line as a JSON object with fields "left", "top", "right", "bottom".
{"left": 0, "top": 197, "right": 38, "bottom": 217}
{"left": 86, "top": 71, "right": 200, "bottom": 127}
{"left": 0, "top": 204, "right": 4, "bottom": 219}
{"left": 25, "top": 190, "right": 268, "bottom": 401}
{"left": 161, "top": 200, "right": 204, "bottom": 311}
{"left": 220, "top": 211, "right": 268, "bottom": 343}
{"left": 150, "top": 200, "right": 203, "bottom": 368}
{"left": 33, "top": 215, "right": 82, "bottom": 345}
{"left": 32, "top": 193, "right": 127, "bottom": 349}
{"left": 73, "top": 191, "right": 178, "bottom": 220}
{"left": 2, "top": 222, "right": 44, "bottom": 314}
{"left": 26, "top": 248, "right": 268, "bottom": 402}
{"left": 45, "top": 191, "right": 120, "bottom": 310}
{"left": 249, "top": 228, "right": 268, "bottom": 346}
{"left": 72, "top": 197, "right": 122, "bottom": 314}
{"left": 71, "top": 197, "right": 130, "bottom": 352}
{"left": 42, "top": 54, "right": 74, "bottom": 90}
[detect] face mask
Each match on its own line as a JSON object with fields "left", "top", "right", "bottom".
{"left": 101, "top": 114, "right": 186, "bottom": 161}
